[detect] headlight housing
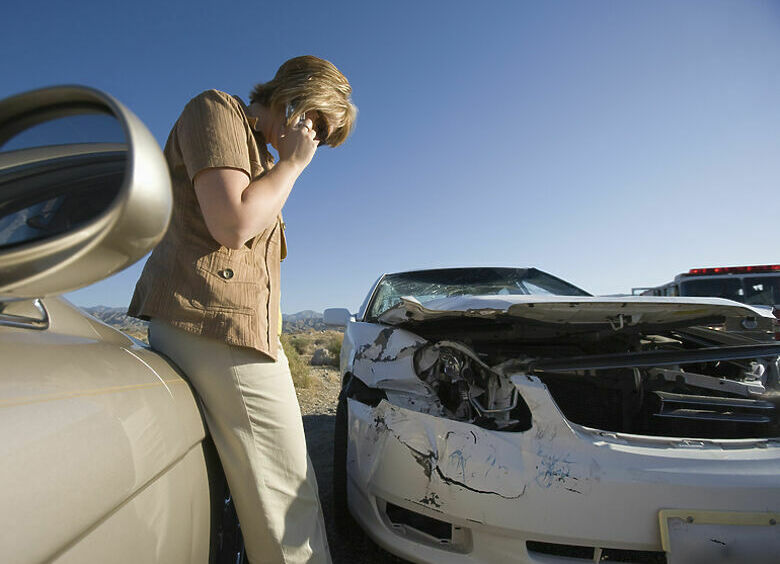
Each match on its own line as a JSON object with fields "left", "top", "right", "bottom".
{"left": 413, "top": 341, "right": 531, "bottom": 431}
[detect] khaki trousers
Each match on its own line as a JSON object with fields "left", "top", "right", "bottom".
{"left": 149, "top": 320, "right": 331, "bottom": 564}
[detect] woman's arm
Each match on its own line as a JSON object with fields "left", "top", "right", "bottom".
{"left": 194, "top": 118, "right": 318, "bottom": 249}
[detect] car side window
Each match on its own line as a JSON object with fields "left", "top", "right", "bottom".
{"left": 0, "top": 196, "right": 66, "bottom": 246}
{"left": 1, "top": 114, "right": 124, "bottom": 152}
{"left": 0, "top": 150, "right": 125, "bottom": 249}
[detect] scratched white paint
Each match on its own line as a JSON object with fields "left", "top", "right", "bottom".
{"left": 384, "top": 391, "right": 446, "bottom": 417}
{"left": 345, "top": 322, "right": 430, "bottom": 394}
{"left": 344, "top": 376, "right": 780, "bottom": 562}
{"left": 339, "top": 308, "right": 780, "bottom": 562}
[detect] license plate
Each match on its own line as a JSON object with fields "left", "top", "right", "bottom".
{"left": 659, "top": 509, "right": 780, "bottom": 564}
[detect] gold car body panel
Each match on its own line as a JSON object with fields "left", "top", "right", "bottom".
{"left": 54, "top": 446, "right": 210, "bottom": 564}
{"left": 0, "top": 297, "right": 209, "bottom": 562}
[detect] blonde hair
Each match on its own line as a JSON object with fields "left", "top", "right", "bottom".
{"left": 250, "top": 55, "right": 357, "bottom": 147}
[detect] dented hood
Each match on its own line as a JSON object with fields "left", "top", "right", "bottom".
{"left": 378, "top": 295, "right": 773, "bottom": 329}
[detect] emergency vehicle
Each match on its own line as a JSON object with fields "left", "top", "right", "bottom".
{"left": 636, "top": 264, "right": 780, "bottom": 307}
{"left": 635, "top": 265, "right": 780, "bottom": 340}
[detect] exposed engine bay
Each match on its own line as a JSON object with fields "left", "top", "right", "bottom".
{"left": 409, "top": 322, "right": 780, "bottom": 439}
{"left": 414, "top": 341, "right": 532, "bottom": 432}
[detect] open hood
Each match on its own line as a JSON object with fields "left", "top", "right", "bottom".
{"left": 378, "top": 295, "right": 773, "bottom": 331}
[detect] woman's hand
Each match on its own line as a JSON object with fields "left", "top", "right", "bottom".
{"left": 277, "top": 117, "right": 318, "bottom": 171}
{"left": 194, "top": 115, "right": 317, "bottom": 249}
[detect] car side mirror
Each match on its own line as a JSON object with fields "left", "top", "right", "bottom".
{"left": 0, "top": 85, "right": 172, "bottom": 299}
{"left": 324, "top": 308, "right": 352, "bottom": 327}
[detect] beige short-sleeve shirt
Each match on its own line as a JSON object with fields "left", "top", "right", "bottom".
{"left": 128, "top": 89, "right": 285, "bottom": 360}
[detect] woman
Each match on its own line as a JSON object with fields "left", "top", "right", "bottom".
{"left": 128, "top": 55, "right": 356, "bottom": 563}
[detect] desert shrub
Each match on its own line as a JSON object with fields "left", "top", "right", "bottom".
{"left": 289, "top": 335, "right": 308, "bottom": 355}
{"left": 325, "top": 333, "right": 342, "bottom": 360}
{"left": 281, "top": 334, "right": 311, "bottom": 388}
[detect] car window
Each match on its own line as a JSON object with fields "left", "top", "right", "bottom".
{"left": 679, "top": 275, "right": 780, "bottom": 305}
{"left": 679, "top": 278, "right": 744, "bottom": 303}
{"left": 520, "top": 280, "right": 557, "bottom": 296}
{"left": 1, "top": 114, "right": 124, "bottom": 152}
{"left": 0, "top": 149, "right": 126, "bottom": 249}
{"left": 0, "top": 196, "right": 67, "bottom": 246}
{"left": 0, "top": 110, "right": 128, "bottom": 249}
{"left": 367, "top": 267, "right": 590, "bottom": 319}
{"left": 743, "top": 276, "right": 780, "bottom": 306}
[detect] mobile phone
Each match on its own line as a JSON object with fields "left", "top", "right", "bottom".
{"left": 285, "top": 103, "right": 306, "bottom": 126}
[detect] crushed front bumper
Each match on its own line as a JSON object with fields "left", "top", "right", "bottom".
{"left": 346, "top": 375, "right": 780, "bottom": 564}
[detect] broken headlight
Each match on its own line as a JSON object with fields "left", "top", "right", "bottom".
{"left": 414, "top": 341, "right": 531, "bottom": 431}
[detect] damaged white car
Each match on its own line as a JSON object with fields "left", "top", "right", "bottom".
{"left": 324, "top": 267, "right": 780, "bottom": 564}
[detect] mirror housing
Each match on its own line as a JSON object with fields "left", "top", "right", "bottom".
{"left": 324, "top": 308, "right": 352, "bottom": 328}
{"left": 0, "top": 85, "right": 172, "bottom": 299}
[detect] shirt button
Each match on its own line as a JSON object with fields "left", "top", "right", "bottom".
{"left": 219, "top": 268, "right": 234, "bottom": 280}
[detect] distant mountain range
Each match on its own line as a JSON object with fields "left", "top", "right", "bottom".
{"left": 82, "top": 306, "right": 149, "bottom": 337}
{"left": 281, "top": 310, "right": 328, "bottom": 333}
{"left": 82, "top": 306, "right": 329, "bottom": 334}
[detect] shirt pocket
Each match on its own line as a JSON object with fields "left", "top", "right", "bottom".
{"left": 189, "top": 252, "right": 264, "bottom": 313}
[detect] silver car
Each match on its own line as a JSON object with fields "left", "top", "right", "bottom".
{"left": 0, "top": 86, "right": 245, "bottom": 563}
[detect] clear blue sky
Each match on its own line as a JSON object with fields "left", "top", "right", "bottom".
{"left": 4, "top": 0, "right": 779, "bottom": 313}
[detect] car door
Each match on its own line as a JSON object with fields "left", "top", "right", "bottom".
{"left": 0, "top": 298, "right": 211, "bottom": 563}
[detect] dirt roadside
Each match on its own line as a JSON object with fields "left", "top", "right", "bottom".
{"left": 296, "top": 366, "right": 410, "bottom": 564}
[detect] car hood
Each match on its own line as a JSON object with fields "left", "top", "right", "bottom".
{"left": 377, "top": 295, "right": 773, "bottom": 329}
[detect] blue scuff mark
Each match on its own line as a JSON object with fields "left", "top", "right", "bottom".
{"left": 448, "top": 449, "right": 469, "bottom": 481}
{"left": 484, "top": 451, "right": 497, "bottom": 478}
{"left": 535, "top": 450, "right": 578, "bottom": 490}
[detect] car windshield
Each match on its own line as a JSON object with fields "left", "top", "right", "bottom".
{"left": 367, "top": 267, "right": 591, "bottom": 319}
{"left": 679, "top": 275, "right": 780, "bottom": 306}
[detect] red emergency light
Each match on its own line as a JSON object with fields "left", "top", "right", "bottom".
{"left": 687, "top": 265, "right": 780, "bottom": 276}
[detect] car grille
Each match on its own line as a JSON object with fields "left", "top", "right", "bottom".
{"left": 526, "top": 540, "right": 667, "bottom": 563}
